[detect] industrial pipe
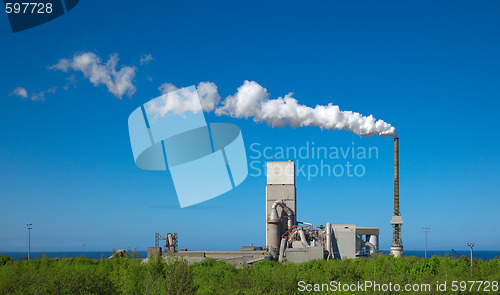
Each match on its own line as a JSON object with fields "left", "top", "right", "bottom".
{"left": 278, "top": 237, "right": 288, "bottom": 262}
{"left": 326, "top": 223, "right": 332, "bottom": 260}
{"left": 368, "top": 234, "right": 379, "bottom": 255}
{"left": 364, "top": 242, "right": 377, "bottom": 256}
{"left": 298, "top": 229, "right": 308, "bottom": 247}
{"left": 272, "top": 200, "right": 295, "bottom": 228}
{"left": 267, "top": 199, "right": 296, "bottom": 258}
{"left": 267, "top": 206, "right": 281, "bottom": 257}
{"left": 167, "top": 233, "right": 175, "bottom": 252}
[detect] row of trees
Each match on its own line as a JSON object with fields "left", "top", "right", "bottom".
{"left": 0, "top": 253, "right": 498, "bottom": 294}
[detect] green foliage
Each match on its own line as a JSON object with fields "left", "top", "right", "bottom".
{"left": 0, "top": 255, "right": 498, "bottom": 294}
{"left": 0, "top": 256, "right": 12, "bottom": 267}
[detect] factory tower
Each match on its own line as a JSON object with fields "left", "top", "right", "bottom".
{"left": 390, "top": 137, "right": 404, "bottom": 257}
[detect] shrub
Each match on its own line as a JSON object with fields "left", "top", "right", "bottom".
{"left": 0, "top": 255, "right": 499, "bottom": 294}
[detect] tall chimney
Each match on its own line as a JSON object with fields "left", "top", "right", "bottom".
{"left": 390, "top": 137, "right": 403, "bottom": 257}
{"left": 394, "top": 137, "right": 399, "bottom": 216}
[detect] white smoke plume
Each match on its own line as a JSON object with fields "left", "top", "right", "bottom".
{"left": 196, "top": 81, "right": 221, "bottom": 112}
{"left": 10, "top": 87, "right": 28, "bottom": 98}
{"left": 158, "top": 82, "right": 179, "bottom": 94}
{"left": 157, "top": 80, "right": 396, "bottom": 137}
{"left": 217, "top": 81, "right": 396, "bottom": 137}
{"left": 49, "top": 52, "right": 136, "bottom": 99}
{"left": 30, "top": 91, "right": 46, "bottom": 101}
{"left": 139, "top": 53, "right": 153, "bottom": 65}
{"left": 149, "top": 82, "right": 221, "bottom": 116}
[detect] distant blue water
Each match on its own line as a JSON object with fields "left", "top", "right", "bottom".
{"left": 0, "top": 251, "right": 147, "bottom": 260}
{"left": 1, "top": 250, "right": 499, "bottom": 261}
{"left": 380, "top": 250, "right": 500, "bottom": 260}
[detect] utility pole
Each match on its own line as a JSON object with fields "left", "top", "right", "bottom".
{"left": 422, "top": 227, "right": 430, "bottom": 258}
{"left": 27, "top": 223, "right": 32, "bottom": 261}
{"left": 467, "top": 243, "right": 474, "bottom": 273}
{"left": 83, "top": 243, "right": 85, "bottom": 257}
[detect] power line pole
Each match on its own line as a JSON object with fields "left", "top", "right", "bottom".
{"left": 467, "top": 243, "right": 474, "bottom": 273}
{"left": 83, "top": 243, "right": 85, "bottom": 257}
{"left": 422, "top": 227, "right": 430, "bottom": 258}
{"left": 27, "top": 223, "right": 32, "bottom": 261}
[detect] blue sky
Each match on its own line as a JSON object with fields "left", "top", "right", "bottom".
{"left": 1, "top": 0, "right": 499, "bottom": 253}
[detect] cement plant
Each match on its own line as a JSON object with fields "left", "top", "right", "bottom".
{"left": 146, "top": 138, "right": 403, "bottom": 266}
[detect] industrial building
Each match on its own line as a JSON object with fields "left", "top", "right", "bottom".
{"left": 264, "top": 161, "right": 379, "bottom": 263}
{"left": 147, "top": 138, "right": 405, "bottom": 266}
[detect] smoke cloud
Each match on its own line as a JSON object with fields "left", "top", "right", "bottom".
{"left": 156, "top": 80, "right": 397, "bottom": 137}
{"left": 49, "top": 52, "right": 136, "bottom": 99}
{"left": 139, "top": 53, "right": 153, "bottom": 65}
{"left": 148, "top": 82, "right": 221, "bottom": 117}
{"left": 10, "top": 87, "right": 28, "bottom": 98}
